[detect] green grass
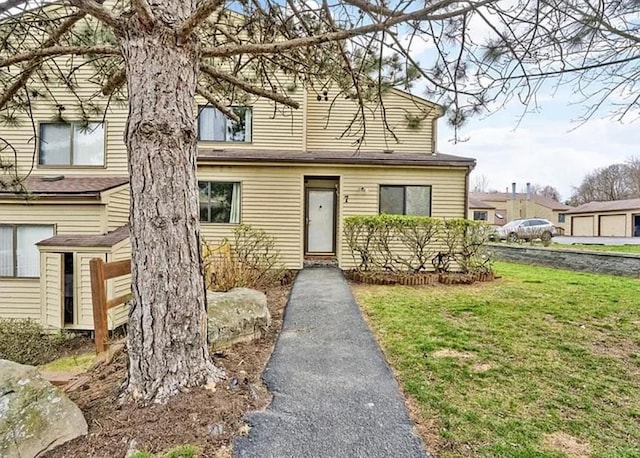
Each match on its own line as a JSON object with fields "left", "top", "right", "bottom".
{"left": 353, "top": 262, "right": 640, "bottom": 458}
{"left": 552, "top": 243, "right": 640, "bottom": 254}
{"left": 38, "top": 353, "right": 95, "bottom": 373}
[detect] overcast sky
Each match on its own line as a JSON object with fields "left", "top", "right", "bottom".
{"left": 438, "top": 92, "right": 638, "bottom": 202}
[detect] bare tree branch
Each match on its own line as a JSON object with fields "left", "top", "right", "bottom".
{"left": 196, "top": 86, "right": 240, "bottom": 122}
{"left": 0, "top": 45, "right": 121, "bottom": 69}
{"left": 102, "top": 67, "right": 126, "bottom": 95}
{"left": 202, "top": 0, "right": 496, "bottom": 58}
{"left": 0, "top": 0, "right": 29, "bottom": 15}
{"left": 67, "top": 0, "right": 120, "bottom": 29}
{"left": 178, "top": 0, "right": 225, "bottom": 42}
{"left": 200, "top": 63, "right": 300, "bottom": 109}
{"left": 131, "top": 0, "right": 155, "bottom": 29}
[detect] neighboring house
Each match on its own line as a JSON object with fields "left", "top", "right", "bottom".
{"left": 468, "top": 197, "right": 497, "bottom": 224}
{"left": 0, "top": 74, "right": 475, "bottom": 330}
{"left": 566, "top": 198, "right": 640, "bottom": 237}
{"left": 470, "top": 192, "right": 571, "bottom": 232}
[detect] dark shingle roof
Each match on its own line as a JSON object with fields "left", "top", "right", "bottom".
{"left": 566, "top": 198, "right": 640, "bottom": 214}
{"left": 0, "top": 175, "right": 129, "bottom": 198}
{"left": 468, "top": 197, "right": 495, "bottom": 209}
{"left": 37, "top": 225, "right": 130, "bottom": 248}
{"left": 198, "top": 149, "right": 476, "bottom": 167}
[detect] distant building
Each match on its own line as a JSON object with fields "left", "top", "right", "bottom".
{"left": 566, "top": 198, "right": 640, "bottom": 237}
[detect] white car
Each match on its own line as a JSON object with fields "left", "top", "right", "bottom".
{"left": 496, "top": 218, "right": 557, "bottom": 242}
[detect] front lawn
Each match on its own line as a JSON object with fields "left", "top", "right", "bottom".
{"left": 353, "top": 262, "right": 640, "bottom": 457}
{"left": 553, "top": 243, "right": 640, "bottom": 254}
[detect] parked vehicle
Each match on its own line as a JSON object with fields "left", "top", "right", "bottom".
{"left": 495, "top": 218, "right": 557, "bottom": 242}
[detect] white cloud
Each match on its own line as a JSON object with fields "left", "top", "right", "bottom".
{"left": 442, "top": 117, "right": 639, "bottom": 201}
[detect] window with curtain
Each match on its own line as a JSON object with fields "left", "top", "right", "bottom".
{"left": 198, "top": 182, "right": 241, "bottom": 223}
{"left": 39, "top": 122, "right": 105, "bottom": 166}
{"left": 198, "top": 106, "right": 252, "bottom": 142}
{"left": 0, "top": 225, "right": 54, "bottom": 278}
{"left": 379, "top": 185, "right": 432, "bottom": 216}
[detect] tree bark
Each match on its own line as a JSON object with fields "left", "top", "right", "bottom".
{"left": 118, "top": 6, "right": 223, "bottom": 404}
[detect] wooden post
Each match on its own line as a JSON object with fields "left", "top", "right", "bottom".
{"left": 90, "top": 258, "right": 108, "bottom": 354}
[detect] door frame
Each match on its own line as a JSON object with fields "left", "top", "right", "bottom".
{"left": 633, "top": 213, "right": 640, "bottom": 237}
{"left": 304, "top": 187, "right": 338, "bottom": 255}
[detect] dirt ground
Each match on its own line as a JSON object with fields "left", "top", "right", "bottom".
{"left": 44, "top": 286, "right": 290, "bottom": 458}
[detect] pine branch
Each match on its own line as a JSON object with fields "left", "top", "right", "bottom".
{"left": 131, "top": 0, "right": 155, "bottom": 29}
{"left": 202, "top": 0, "right": 494, "bottom": 57}
{"left": 67, "top": 0, "right": 120, "bottom": 29}
{"left": 179, "top": 0, "right": 225, "bottom": 41}
{"left": 102, "top": 68, "right": 126, "bottom": 95}
{"left": 0, "top": 11, "right": 87, "bottom": 111}
{"left": 200, "top": 64, "right": 300, "bottom": 109}
{"left": 0, "top": 45, "right": 121, "bottom": 69}
{"left": 196, "top": 86, "right": 240, "bottom": 122}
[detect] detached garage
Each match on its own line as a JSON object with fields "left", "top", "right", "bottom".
{"left": 568, "top": 198, "right": 640, "bottom": 237}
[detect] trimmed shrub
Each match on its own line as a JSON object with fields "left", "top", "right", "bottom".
{"left": 344, "top": 215, "right": 493, "bottom": 275}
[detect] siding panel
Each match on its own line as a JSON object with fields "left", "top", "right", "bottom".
{"left": 197, "top": 163, "right": 467, "bottom": 270}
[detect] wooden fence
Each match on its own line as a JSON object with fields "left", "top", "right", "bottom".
{"left": 89, "top": 258, "right": 131, "bottom": 354}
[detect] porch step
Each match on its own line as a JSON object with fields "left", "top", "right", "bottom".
{"left": 303, "top": 256, "right": 338, "bottom": 269}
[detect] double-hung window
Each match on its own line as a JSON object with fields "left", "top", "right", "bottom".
{"left": 198, "top": 106, "right": 252, "bottom": 142}
{"left": 39, "top": 122, "right": 105, "bottom": 166}
{"left": 379, "top": 185, "right": 432, "bottom": 216}
{"left": 198, "top": 182, "right": 241, "bottom": 223}
{"left": 0, "top": 225, "right": 54, "bottom": 278}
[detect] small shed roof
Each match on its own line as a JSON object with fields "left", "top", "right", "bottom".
{"left": 38, "top": 225, "right": 130, "bottom": 248}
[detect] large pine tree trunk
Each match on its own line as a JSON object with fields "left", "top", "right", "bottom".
{"left": 118, "top": 7, "right": 224, "bottom": 404}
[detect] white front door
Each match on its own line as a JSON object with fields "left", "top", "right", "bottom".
{"left": 307, "top": 189, "right": 335, "bottom": 253}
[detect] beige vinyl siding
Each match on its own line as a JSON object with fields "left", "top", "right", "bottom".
{"left": 75, "top": 252, "right": 106, "bottom": 328}
{"left": 105, "top": 186, "right": 130, "bottom": 231}
{"left": 197, "top": 163, "right": 467, "bottom": 270}
{"left": 195, "top": 86, "right": 305, "bottom": 152}
{"left": 41, "top": 253, "right": 63, "bottom": 328}
{"left": 0, "top": 279, "right": 42, "bottom": 321}
{"left": 306, "top": 89, "right": 439, "bottom": 153}
{"left": 0, "top": 202, "right": 106, "bottom": 234}
{"left": 107, "top": 239, "right": 131, "bottom": 329}
{"left": 3, "top": 61, "right": 130, "bottom": 176}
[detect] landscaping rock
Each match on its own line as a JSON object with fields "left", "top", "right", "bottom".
{"left": 207, "top": 288, "right": 271, "bottom": 349}
{"left": 0, "top": 359, "right": 88, "bottom": 458}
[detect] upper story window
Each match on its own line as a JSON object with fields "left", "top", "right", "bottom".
{"left": 558, "top": 213, "right": 566, "bottom": 223}
{"left": 198, "top": 182, "right": 241, "bottom": 224}
{"left": 39, "top": 122, "right": 105, "bottom": 166}
{"left": 198, "top": 106, "right": 252, "bottom": 142}
{"left": 0, "top": 225, "right": 54, "bottom": 278}
{"left": 379, "top": 185, "right": 431, "bottom": 216}
{"left": 473, "top": 211, "right": 488, "bottom": 221}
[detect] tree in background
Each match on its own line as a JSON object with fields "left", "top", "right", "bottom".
{"left": 1, "top": 0, "right": 638, "bottom": 403}
{"left": 528, "top": 184, "right": 561, "bottom": 202}
{"left": 568, "top": 159, "right": 640, "bottom": 206}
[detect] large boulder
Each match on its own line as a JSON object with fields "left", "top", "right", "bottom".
{"left": 0, "top": 359, "right": 88, "bottom": 458}
{"left": 207, "top": 288, "right": 271, "bottom": 349}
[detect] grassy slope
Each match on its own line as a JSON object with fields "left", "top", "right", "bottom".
{"left": 353, "top": 262, "right": 640, "bottom": 458}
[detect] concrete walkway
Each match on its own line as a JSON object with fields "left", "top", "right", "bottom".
{"left": 234, "top": 268, "right": 429, "bottom": 458}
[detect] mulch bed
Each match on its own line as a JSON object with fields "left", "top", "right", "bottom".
{"left": 44, "top": 285, "right": 291, "bottom": 458}
{"left": 344, "top": 269, "right": 495, "bottom": 286}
